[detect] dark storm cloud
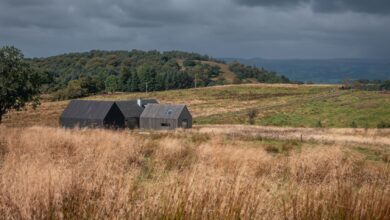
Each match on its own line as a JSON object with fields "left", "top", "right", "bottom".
{"left": 1, "top": 0, "right": 52, "bottom": 7}
{"left": 0, "top": 0, "right": 389, "bottom": 58}
{"left": 312, "top": 0, "right": 390, "bottom": 14}
{"left": 236, "top": 0, "right": 308, "bottom": 7}
{"left": 236, "top": 0, "right": 390, "bottom": 14}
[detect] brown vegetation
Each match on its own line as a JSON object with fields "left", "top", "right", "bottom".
{"left": 199, "top": 60, "right": 238, "bottom": 83}
{"left": 0, "top": 126, "right": 389, "bottom": 219}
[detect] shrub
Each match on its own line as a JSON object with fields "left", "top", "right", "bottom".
{"left": 377, "top": 121, "right": 390, "bottom": 128}
{"left": 382, "top": 154, "right": 390, "bottom": 163}
{"left": 0, "top": 138, "right": 8, "bottom": 167}
{"left": 247, "top": 108, "right": 258, "bottom": 125}
{"left": 265, "top": 145, "right": 279, "bottom": 154}
{"left": 281, "top": 140, "right": 300, "bottom": 154}
{"left": 183, "top": 59, "right": 198, "bottom": 67}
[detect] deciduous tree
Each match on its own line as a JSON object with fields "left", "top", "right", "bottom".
{"left": 0, "top": 46, "right": 42, "bottom": 123}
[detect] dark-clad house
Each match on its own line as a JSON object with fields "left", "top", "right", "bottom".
{"left": 60, "top": 100, "right": 125, "bottom": 129}
{"left": 115, "top": 99, "right": 158, "bottom": 129}
{"left": 140, "top": 104, "right": 192, "bottom": 130}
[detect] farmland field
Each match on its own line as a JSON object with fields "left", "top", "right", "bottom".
{"left": 1, "top": 84, "right": 389, "bottom": 219}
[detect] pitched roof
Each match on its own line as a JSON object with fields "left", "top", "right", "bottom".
{"left": 60, "top": 100, "right": 116, "bottom": 120}
{"left": 115, "top": 99, "right": 158, "bottom": 118}
{"left": 140, "top": 104, "right": 186, "bottom": 119}
{"left": 115, "top": 101, "right": 142, "bottom": 118}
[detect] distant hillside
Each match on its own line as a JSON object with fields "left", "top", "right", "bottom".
{"left": 29, "top": 50, "right": 289, "bottom": 100}
{"left": 222, "top": 58, "right": 390, "bottom": 83}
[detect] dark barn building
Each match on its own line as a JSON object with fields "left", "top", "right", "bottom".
{"left": 140, "top": 104, "right": 192, "bottom": 130}
{"left": 115, "top": 99, "right": 158, "bottom": 129}
{"left": 60, "top": 100, "right": 125, "bottom": 129}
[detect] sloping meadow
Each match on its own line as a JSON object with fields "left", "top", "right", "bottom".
{"left": 0, "top": 126, "right": 389, "bottom": 219}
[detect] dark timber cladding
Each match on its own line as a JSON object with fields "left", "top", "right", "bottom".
{"left": 115, "top": 99, "right": 158, "bottom": 129}
{"left": 140, "top": 104, "right": 192, "bottom": 130}
{"left": 60, "top": 100, "right": 125, "bottom": 128}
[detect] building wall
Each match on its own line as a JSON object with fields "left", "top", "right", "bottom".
{"left": 178, "top": 107, "right": 192, "bottom": 128}
{"left": 60, "top": 105, "right": 125, "bottom": 129}
{"left": 103, "top": 104, "right": 125, "bottom": 129}
{"left": 140, "top": 107, "right": 192, "bottom": 130}
{"left": 140, "top": 117, "right": 178, "bottom": 130}
{"left": 125, "top": 117, "right": 139, "bottom": 129}
{"left": 59, "top": 118, "right": 104, "bottom": 128}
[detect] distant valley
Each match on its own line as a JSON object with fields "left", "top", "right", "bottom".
{"left": 221, "top": 58, "right": 390, "bottom": 83}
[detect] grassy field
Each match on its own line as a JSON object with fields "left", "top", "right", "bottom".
{"left": 0, "top": 126, "right": 389, "bottom": 219}
{"left": 2, "top": 84, "right": 390, "bottom": 128}
{"left": 1, "top": 84, "right": 390, "bottom": 219}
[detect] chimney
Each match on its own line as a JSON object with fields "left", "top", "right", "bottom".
{"left": 137, "top": 98, "right": 142, "bottom": 107}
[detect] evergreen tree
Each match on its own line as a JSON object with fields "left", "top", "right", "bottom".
{"left": 130, "top": 72, "right": 140, "bottom": 92}
{"left": 105, "top": 75, "right": 119, "bottom": 93}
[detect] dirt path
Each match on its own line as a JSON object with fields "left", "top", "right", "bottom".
{"left": 195, "top": 124, "right": 390, "bottom": 146}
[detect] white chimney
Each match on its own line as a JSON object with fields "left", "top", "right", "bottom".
{"left": 137, "top": 98, "right": 142, "bottom": 107}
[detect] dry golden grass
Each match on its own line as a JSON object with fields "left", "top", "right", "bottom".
{"left": 0, "top": 126, "right": 389, "bottom": 219}
{"left": 197, "top": 125, "right": 390, "bottom": 146}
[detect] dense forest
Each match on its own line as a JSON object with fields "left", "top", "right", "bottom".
{"left": 29, "top": 50, "right": 290, "bottom": 100}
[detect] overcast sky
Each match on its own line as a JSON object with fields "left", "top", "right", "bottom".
{"left": 1, "top": 0, "right": 390, "bottom": 59}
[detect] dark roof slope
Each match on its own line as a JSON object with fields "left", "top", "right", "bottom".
{"left": 140, "top": 104, "right": 186, "bottom": 119}
{"left": 116, "top": 99, "right": 158, "bottom": 118}
{"left": 115, "top": 101, "right": 142, "bottom": 118}
{"left": 60, "top": 100, "right": 116, "bottom": 120}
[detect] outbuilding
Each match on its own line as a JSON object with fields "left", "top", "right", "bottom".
{"left": 140, "top": 104, "right": 192, "bottom": 130}
{"left": 60, "top": 100, "right": 125, "bottom": 128}
{"left": 115, "top": 99, "right": 158, "bottom": 129}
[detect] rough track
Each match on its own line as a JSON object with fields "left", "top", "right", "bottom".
{"left": 195, "top": 124, "right": 390, "bottom": 147}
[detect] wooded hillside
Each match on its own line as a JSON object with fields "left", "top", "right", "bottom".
{"left": 29, "top": 50, "right": 290, "bottom": 100}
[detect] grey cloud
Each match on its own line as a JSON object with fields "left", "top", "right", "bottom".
{"left": 0, "top": 0, "right": 193, "bottom": 30}
{"left": 236, "top": 0, "right": 308, "bottom": 7}
{"left": 0, "top": 0, "right": 389, "bottom": 59}
{"left": 312, "top": 0, "right": 390, "bottom": 14}
{"left": 1, "top": 0, "right": 53, "bottom": 7}
{"left": 235, "top": 0, "right": 390, "bottom": 14}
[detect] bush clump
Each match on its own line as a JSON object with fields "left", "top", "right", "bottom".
{"left": 377, "top": 121, "right": 390, "bottom": 128}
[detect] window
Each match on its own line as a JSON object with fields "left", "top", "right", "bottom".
{"left": 161, "top": 123, "right": 171, "bottom": 127}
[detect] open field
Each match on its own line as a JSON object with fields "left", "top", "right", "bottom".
{"left": 1, "top": 84, "right": 390, "bottom": 219}
{"left": 2, "top": 84, "right": 390, "bottom": 128}
{"left": 0, "top": 126, "right": 389, "bottom": 219}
